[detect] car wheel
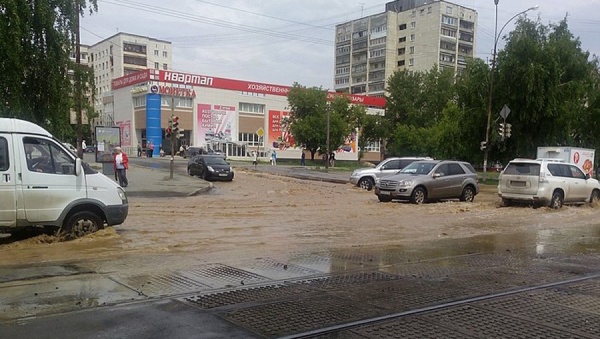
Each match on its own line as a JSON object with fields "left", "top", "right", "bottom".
{"left": 410, "top": 187, "right": 427, "bottom": 204}
{"left": 590, "top": 190, "right": 600, "bottom": 205}
{"left": 358, "top": 177, "right": 374, "bottom": 191}
{"left": 187, "top": 167, "right": 193, "bottom": 176}
{"left": 549, "top": 190, "right": 563, "bottom": 209}
{"left": 377, "top": 194, "right": 392, "bottom": 202}
{"left": 62, "top": 211, "right": 103, "bottom": 239}
{"left": 460, "top": 186, "right": 475, "bottom": 202}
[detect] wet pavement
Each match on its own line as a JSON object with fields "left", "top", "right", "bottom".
{"left": 1, "top": 157, "right": 600, "bottom": 338}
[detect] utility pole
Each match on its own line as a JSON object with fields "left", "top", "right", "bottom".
{"left": 74, "top": 0, "right": 83, "bottom": 159}
{"left": 169, "top": 97, "right": 175, "bottom": 179}
{"left": 325, "top": 107, "right": 330, "bottom": 170}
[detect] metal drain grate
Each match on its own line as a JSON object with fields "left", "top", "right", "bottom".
{"left": 525, "top": 287, "right": 600, "bottom": 314}
{"left": 185, "top": 283, "right": 315, "bottom": 309}
{"left": 422, "top": 305, "right": 579, "bottom": 338}
{"left": 302, "top": 271, "right": 399, "bottom": 290}
{"left": 476, "top": 295, "right": 600, "bottom": 337}
{"left": 560, "top": 278, "right": 600, "bottom": 296}
{"left": 117, "top": 272, "right": 210, "bottom": 297}
{"left": 224, "top": 295, "right": 384, "bottom": 338}
{"left": 180, "top": 263, "right": 270, "bottom": 288}
{"left": 233, "top": 257, "right": 322, "bottom": 280}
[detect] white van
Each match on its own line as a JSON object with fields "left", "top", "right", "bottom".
{"left": 0, "top": 118, "right": 128, "bottom": 238}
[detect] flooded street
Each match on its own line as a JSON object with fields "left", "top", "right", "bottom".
{"left": 2, "top": 169, "right": 600, "bottom": 337}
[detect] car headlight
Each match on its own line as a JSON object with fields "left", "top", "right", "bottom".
{"left": 118, "top": 187, "right": 127, "bottom": 202}
{"left": 398, "top": 180, "right": 413, "bottom": 186}
{"left": 375, "top": 178, "right": 381, "bottom": 185}
{"left": 207, "top": 166, "right": 215, "bottom": 172}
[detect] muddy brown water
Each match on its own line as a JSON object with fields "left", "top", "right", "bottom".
{"left": 1, "top": 171, "right": 599, "bottom": 269}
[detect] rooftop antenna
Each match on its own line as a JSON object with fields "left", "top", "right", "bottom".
{"left": 359, "top": 2, "right": 365, "bottom": 17}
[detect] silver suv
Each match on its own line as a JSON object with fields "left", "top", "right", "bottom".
{"left": 498, "top": 158, "right": 600, "bottom": 208}
{"left": 349, "top": 157, "right": 432, "bottom": 190}
{"left": 374, "top": 160, "right": 479, "bottom": 203}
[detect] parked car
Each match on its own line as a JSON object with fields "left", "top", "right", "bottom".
{"left": 62, "top": 142, "right": 77, "bottom": 154}
{"left": 349, "top": 157, "right": 432, "bottom": 190}
{"left": 85, "top": 146, "right": 96, "bottom": 153}
{"left": 187, "top": 155, "right": 234, "bottom": 181}
{"left": 498, "top": 158, "right": 600, "bottom": 208}
{"left": 374, "top": 160, "right": 479, "bottom": 204}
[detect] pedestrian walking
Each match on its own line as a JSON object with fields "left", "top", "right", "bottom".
{"left": 81, "top": 139, "right": 86, "bottom": 151}
{"left": 300, "top": 151, "right": 306, "bottom": 166}
{"left": 271, "top": 149, "right": 277, "bottom": 166}
{"left": 329, "top": 151, "right": 336, "bottom": 167}
{"left": 147, "top": 141, "right": 154, "bottom": 158}
{"left": 113, "top": 146, "right": 129, "bottom": 187}
{"left": 253, "top": 150, "right": 258, "bottom": 169}
{"left": 137, "top": 142, "right": 142, "bottom": 157}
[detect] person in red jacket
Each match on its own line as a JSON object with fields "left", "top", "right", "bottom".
{"left": 113, "top": 146, "right": 129, "bottom": 187}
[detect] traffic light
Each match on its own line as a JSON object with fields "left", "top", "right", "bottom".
{"left": 505, "top": 123, "right": 512, "bottom": 138}
{"left": 176, "top": 128, "right": 185, "bottom": 139}
{"left": 480, "top": 141, "right": 487, "bottom": 151}
{"left": 172, "top": 116, "right": 179, "bottom": 132}
{"left": 168, "top": 116, "right": 173, "bottom": 129}
{"left": 498, "top": 123, "right": 505, "bottom": 138}
{"left": 165, "top": 127, "right": 172, "bottom": 139}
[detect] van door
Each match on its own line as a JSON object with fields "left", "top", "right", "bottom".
{"left": 19, "top": 136, "right": 85, "bottom": 223}
{"left": 0, "top": 135, "right": 16, "bottom": 227}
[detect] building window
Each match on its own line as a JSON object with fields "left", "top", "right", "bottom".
{"left": 239, "top": 102, "right": 265, "bottom": 114}
{"left": 123, "top": 42, "right": 146, "bottom": 55}
{"left": 133, "top": 96, "right": 146, "bottom": 108}
{"left": 154, "top": 50, "right": 159, "bottom": 56}
{"left": 410, "top": 46, "right": 415, "bottom": 54}
{"left": 239, "top": 133, "right": 262, "bottom": 146}
{"left": 446, "top": 6, "right": 453, "bottom": 14}
{"left": 369, "top": 48, "right": 385, "bottom": 58}
{"left": 409, "top": 58, "right": 414, "bottom": 66}
{"left": 163, "top": 63, "right": 168, "bottom": 70}
{"left": 441, "top": 28, "right": 457, "bottom": 38}
{"left": 399, "top": 37, "right": 406, "bottom": 43}
{"left": 154, "top": 62, "right": 159, "bottom": 69}
{"left": 442, "top": 15, "right": 458, "bottom": 26}
{"left": 163, "top": 51, "right": 168, "bottom": 57}
{"left": 428, "top": 6, "right": 432, "bottom": 13}
{"left": 363, "top": 141, "right": 380, "bottom": 152}
{"left": 397, "top": 60, "right": 405, "bottom": 66}
{"left": 335, "top": 77, "right": 350, "bottom": 85}
{"left": 336, "top": 66, "right": 350, "bottom": 75}
{"left": 410, "top": 34, "right": 415, "bottom": 41}
{"left": 399, "top": 24, "right": 407, "bottom": 30}
{"left": 123, "top": 55, "right": 147, "bottom": 66}
{"left": 398, "top": 48, "right": 406, "bottom": 55}
{"left": 176, "top": 97, "right": 193, "bottom": 108}
{"left": 410, "top": 22, "right": 416, "bottom": 29}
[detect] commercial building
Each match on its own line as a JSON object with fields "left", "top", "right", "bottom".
{"left": 108, "top": 69, "right": 385, "bottom": 161}
{"left": 87, "top": 33, "right": 172, "bottom": 125}
{"left": 334, "top": 0, "right": 477, "bottom": 96}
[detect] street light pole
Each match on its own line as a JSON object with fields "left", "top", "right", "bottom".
{"left": 482, "top": 1, "right": 538, "bottom": 182}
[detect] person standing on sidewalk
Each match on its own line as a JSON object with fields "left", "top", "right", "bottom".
{"left": 147, "top": 141, "right": 154, "bottom": 158}
{"left": 113, "top": 147, "right": 129, "bottom": 187}
{"left": 271, "top": 149, "right": 277, "bottom": 166}
{"left": 137, "top": 142, "right": 142, "bottom": 157}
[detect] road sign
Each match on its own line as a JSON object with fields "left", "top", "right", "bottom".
{"left": 256, "top": 127, "right": 264, "bottom": 138}
{"left": 499, "top": 104, "right": 511, "bottom": 119}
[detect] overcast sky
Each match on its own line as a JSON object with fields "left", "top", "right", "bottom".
{"left": 81, "top": 0, "right": 600, "bottom": 89}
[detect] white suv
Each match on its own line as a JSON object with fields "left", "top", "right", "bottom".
{"left": 498, "top": 158, "right": 600, "bottom": 208}
{"left": 349, "top": 157, "right": 432, "bottom": 190}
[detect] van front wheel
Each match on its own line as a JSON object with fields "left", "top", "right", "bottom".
{"left": 62, "top": 211, "right": 103, "bottom": 239}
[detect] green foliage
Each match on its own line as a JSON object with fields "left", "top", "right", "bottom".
{"left": 0, "top": 0, "right": 97, "bottom": 138}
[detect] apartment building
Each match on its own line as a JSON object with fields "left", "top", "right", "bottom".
{"left": 334, "top": 0, "right": 477, "bottom": 96}
{"left": 87, "top": 33, "right": 172, "bottom": 125}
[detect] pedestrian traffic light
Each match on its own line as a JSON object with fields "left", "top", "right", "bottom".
{"left": 480, "top": 141, "right": 487, "bottom": 151}
{"left": 505, "top": 123, "right": 512, "bottom": 138}
{"left": 498, "top": 123, "right": 505, "bottom": 138}
{"left": 176, "top": 128, "right": 184, "bottom": 139}
{"left": 165, "top": 127, "right": 172, "bottom": 139}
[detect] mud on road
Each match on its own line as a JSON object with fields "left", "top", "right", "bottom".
{"left": 1, "top": 169, "right": 599, "bottom": 268}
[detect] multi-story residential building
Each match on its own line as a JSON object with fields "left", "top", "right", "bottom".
{"left": 87, "top": 33, "right": 172, "bottom": 125}
{"left": 334, "top": 0, "right": 477, "bottom": 96}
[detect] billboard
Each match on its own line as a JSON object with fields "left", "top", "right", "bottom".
{"left": 95, "top": 126, "right": 121, "bottom": 163}
{"left": 197, "top": 103, "right": 235, "bottom": 146}
{"left": 268, "top": 110, "right": 295, "bottom": 150}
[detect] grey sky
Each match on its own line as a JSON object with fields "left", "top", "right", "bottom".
{"left": 81, "top": 0, "right": 600, "bottom": 89}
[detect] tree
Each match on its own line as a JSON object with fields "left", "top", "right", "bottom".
{"left": 0, "top": 0, "right": 97, "bottom": 139}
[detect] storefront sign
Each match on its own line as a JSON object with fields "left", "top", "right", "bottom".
{"left": 112, "top": 70, "right": 150, "bottom": 90}
{"left": 158, "top": 86, "right": 196, "bottom": 98}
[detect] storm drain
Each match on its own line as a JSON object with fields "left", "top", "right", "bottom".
{"left": 525, "top": 285, "right": 600, "bottom": 314}
{"left": 224, "top": 294, "right": 384, "bottom": 338}
{"left": 118, "top": 272, "right": 211, "bottom": 297}
{"left": 184, "top": 283, "right": 315, "bottom": 309}
{"left": 232, "top": 257, "right": 322, "bottom": 280}
{"left": 475, "top": 295, "right": 600, "bottom": 337}
{"left": 302, "top": 271, "right": 399, "bottom": 290}
{"left": 558, "top": 277, "right": 600, "bottom": 296}
{"left": 421, "top": 305, "right": 580, "bottom": 338}
{"left": 179, "top": 263, "right": 270, "bottom": 288}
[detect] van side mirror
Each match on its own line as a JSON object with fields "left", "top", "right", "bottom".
{"left": 75, "top": 158, "right": 82, "bottom": 176}
{"left": 586, "top": 173, "right": 591, "bottom": 180}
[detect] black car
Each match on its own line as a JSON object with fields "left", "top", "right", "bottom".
{"left": 187, "top": 155, "right": 234, "bottom": 181}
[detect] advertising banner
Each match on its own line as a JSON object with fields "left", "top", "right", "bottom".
{"left": 197, "top": 103, "right": 235, "bottom": 146}
{"left": 116, "top": 120, "right": 132, "bottom": 147}
{"left": 268, "top": 110, "right": 295, "bottom": 150}
{"left": 95, "top": 126, "right": 121, "bottom": 163}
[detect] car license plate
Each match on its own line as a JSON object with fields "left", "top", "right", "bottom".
{"left": 511, "top": 181, "right": 526, "bottom": 187}
{"left": 219, "top": 173, "right": 228, "bottom": 177}
{"left": 380, "top": 191, "right": 390, "bottom": 195}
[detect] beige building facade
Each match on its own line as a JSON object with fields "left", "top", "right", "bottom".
{"left": 335, "top": 0, "right": 477, "bottom": 96}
